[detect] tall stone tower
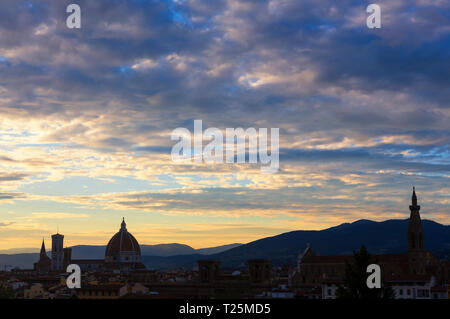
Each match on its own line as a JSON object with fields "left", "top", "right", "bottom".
{"left": 407, "top": 187, "right": 427, "bottom": 275}
{"left": 51, "top": 233, "right": 64, "bottom": 272}
{"left": 408, "top": 187, "right": 424, "bottom": 251}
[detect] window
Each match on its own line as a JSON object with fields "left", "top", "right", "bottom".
{"left": 407, "top": 289, "right": 411, "bottom": 295}
{"left": 328, "top": 289, "right": 331, "bottom": 295}
{"left": 399, "top": 289, "right": 403, "bottom": 295}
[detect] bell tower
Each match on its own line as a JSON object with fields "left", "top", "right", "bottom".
{"left": 408, "top": 187, "right": 424, "bottom": 252}
{"left": 407, "top": 187, "right": 428, "bottom": 275}
{"left": 51, "top": 232, "right": 64, "bottom": 272}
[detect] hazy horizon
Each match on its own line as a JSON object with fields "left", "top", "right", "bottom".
{"left": 2, "top": 215, "right": 448, "bottom": 253}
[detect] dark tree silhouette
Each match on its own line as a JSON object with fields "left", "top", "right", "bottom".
{"left": 336, "top": 245, "right": 394, "bottom": 299}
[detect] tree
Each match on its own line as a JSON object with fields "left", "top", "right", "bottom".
{"left": 336, "top": 245, "right": 394, "bottom": 299}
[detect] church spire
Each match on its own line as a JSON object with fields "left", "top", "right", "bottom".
{"left": 412, "top": 186, "right": 417, "bottom": 207}
{"left": 408, "top": 187, "right": 424, "bottom": 251}
{"left": 40, "top": 238, "right": 46, "bottom": 256}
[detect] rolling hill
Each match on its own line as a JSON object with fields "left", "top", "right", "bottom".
{"left": 141, "top": 219, "right": 450, "bottom": 269}
{"left": 0, "top": 243, "right": 242, "bottom": 269}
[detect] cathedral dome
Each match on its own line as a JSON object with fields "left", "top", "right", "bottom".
{"left": 105, "top": 218, "right": 141, "bottom": 264}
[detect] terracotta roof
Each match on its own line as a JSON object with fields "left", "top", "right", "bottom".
{"left": 105, "top": 220, "right": 141, "bottom": 258}
{"left": 105, "top": 231, "right": 140, "bottom": 256}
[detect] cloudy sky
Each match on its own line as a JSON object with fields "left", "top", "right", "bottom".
{"left": 0, "top": 0, "right": 448, "bottom": 250}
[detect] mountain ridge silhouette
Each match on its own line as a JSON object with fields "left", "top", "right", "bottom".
{"left": 140, "top": 218, "right": 450, "bottom": 269}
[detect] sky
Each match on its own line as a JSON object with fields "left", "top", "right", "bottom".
{"left": 0, "top": 0, "right": 449, "bottom": 250}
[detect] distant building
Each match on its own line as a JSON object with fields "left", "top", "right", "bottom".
{"left": 34, "top": 239, "right": 51, "bottom": 274}
{"left": 66, "top": 218, "right": 145, "bottom": 273}
{"left": 293, "top": 188, "right": 448, "bottom": 299}
{"left": 51, "top": 233, "right": 64, "bottom": 272}
{"left": 32, "top": 218, "right": 145, "bottom": 275}
{"left": 104, "top": 218, "right": 145, "bottom": 272}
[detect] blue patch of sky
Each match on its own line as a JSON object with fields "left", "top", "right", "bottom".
{"left": 22, "top": 1, "right": 34, "bottom": 9}
{"left": 165, "top": 0, "right": 191, "bottom": 26}
{"left": 410, "top": 148, "right": 450, "bottom": 165}
{"left": 134, "top": 0, "right": 191, "bottom": 25}
{"left": 221, "top": 84, "right": 244, "bottom": 96}
{"left": 294, "top": 22, "right": 336, "bottom": 32}
{"left": 118, "top": 65, "right": 133, "bottom": 74}
{"left": 0, "top": 130, "right": 35, "bottom": 138}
